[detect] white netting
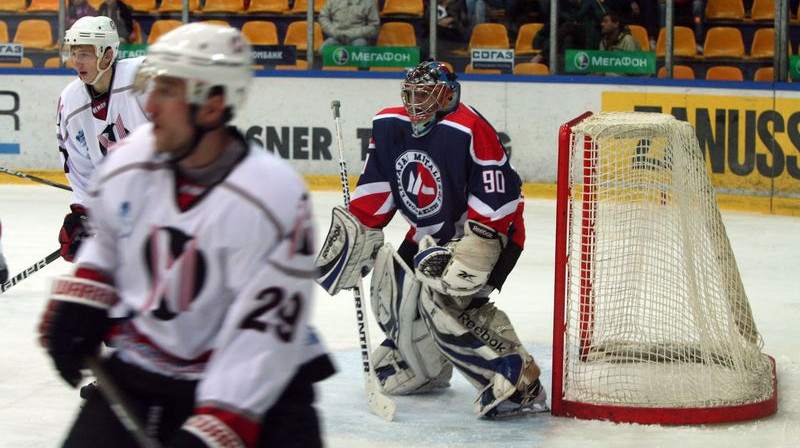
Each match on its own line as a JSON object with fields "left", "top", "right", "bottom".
{"left": 562, "top": 112, "right": 774, "bottom": 408}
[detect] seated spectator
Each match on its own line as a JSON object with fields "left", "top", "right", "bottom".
{"left": 658, "top": 0, "right": 703, "bottom": 53}
{"left": 469, "top": 0, "right": 523, "bottom": 36}
{"left": 421, "top": 0, "right": 470, "bottom": 59}
{"left": 318, "top": 0, "right": 380, "bottom": 54}
{"left": 605, "top": 0, "right": 658, "bottom": 47}
{"left": 531, "top": 0, "right": 606, "bottom": 72}
{"left": 68, "top": 0, "right": 98, "bottom": 28}
{"left": 598, "top": 11, "right": 641, "bottom": 76}
{"left": 98, "top": 0, "right": 135, "bottom": 44}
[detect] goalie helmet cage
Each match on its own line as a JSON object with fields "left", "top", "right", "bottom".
{"left": 551, "top": 111, "right": 778, "bottom": 425}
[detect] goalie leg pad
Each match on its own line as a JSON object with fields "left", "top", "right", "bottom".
{"left": 417, "top": 288, "right": 546, "bottom": 416}
{"left": 315, "top": 206, "right": 383, "bottom": 295}
{"left": 370, "top": 244, "right": 452, "bottom": 395}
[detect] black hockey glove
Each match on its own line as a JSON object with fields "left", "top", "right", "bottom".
{"left": 59, "top": 204, "right": 89, "bottom": 262}
{"left": 168, "top": 414, "right": 248, "bottom": 448}
{"left": 168, "top": 429, "right": 212, "bottom": 448}
{"left": 38, "top": 276, "right": 116, "bottom": 387}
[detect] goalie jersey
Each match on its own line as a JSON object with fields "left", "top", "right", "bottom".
{"left": 56, "top": 57, "right": 149, "bottom": 207}
{"left": 351, "top": 103, "right": 525, "bottom": 250}
{"left": 76, "top": 123, "right": 329, "bottom": 428}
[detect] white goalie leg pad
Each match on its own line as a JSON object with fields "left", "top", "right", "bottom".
{"left": 370, "top": 244, "right": 452, "bottom": 395}
{"left": 315, "top": 206, "right": 383, "bottom": 295}
{"left": 417, "top": 288, "right": 545, "bottom": 416}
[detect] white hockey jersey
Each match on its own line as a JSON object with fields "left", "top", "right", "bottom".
{"left": 77, "top": 123, "right": 326, "bottom": 422}
{"left": 56, "top": 57, "right": 149, "bottom": 207}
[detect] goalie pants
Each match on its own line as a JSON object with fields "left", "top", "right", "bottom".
{"left": 61, "top": 354, "right": 333, "bottom": 448}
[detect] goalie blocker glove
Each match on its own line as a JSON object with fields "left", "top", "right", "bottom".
{"left": 315, "top": 206, "right": 384, "bottom": 295}
{"left": 38, "top": 273, "right": 117, "bottom": 387}
{"left": 59, "top": 204, "right": 90, "bottom": 262}
{"left": 414, "top": 220, "right": 506, "bottom": 296}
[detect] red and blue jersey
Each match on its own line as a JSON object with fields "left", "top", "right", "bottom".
{"left": 350, "top": 103, "right": 525, "bottom": 248}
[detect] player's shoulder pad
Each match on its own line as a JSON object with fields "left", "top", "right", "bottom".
{"left": 443, "top": 104, "right": 507, "bottom": 164}
{"left": 59, "top": 77, "right": 91, "bottom": 110}
{"left": 228, "top": 143, "right": 309, "bottom": 200}
{"left": 113, "top": 57, "right": 146, "bottom": 86}
{"left": 373, "top": 106, "right": 409, "bottom": 123}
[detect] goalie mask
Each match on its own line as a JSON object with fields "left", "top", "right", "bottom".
{"left": 401, "top": 61, "right": 460, "bottom": 138}
{"left": 62, "top": 16, "right": 120, "bottom": 86}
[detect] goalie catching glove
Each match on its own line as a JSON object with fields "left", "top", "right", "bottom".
{"left": 414, "top": 220, "right": 506, "bottom": 296}
{"left": 315, "top": 206, "right": 384, "bottom": 295}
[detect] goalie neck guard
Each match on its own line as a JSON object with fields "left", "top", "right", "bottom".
{"left": 401, "top": 60, "right": 461, "bottom": 138}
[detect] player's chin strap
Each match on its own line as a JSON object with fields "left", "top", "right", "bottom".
{"left": 87, "top": 53, "right": 115, "bottom": 87}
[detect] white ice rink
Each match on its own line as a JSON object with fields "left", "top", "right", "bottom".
{"left": 0, "top": 185, "right": 798, "bottom": 448}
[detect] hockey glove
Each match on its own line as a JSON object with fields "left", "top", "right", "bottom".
{"left": 168, "top": 414, "right": 249, "bottom": 448}
{"left": 38, "top": 275, "right": 117, "bottom": 387}
{"left": 414, "top": 220, "right": 506, "bottom": 296}
{"left": 59, "top": 204, "right": 89, "bottom": 262}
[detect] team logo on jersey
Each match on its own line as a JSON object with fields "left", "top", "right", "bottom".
{"left": 395, "top": 150, "right": 443, "bottom": 218}
{"left": 98, "top": 115, "right": 130, "bottom": 156}
{"left": 143, "top": 227, "right": 207, "bottom": 321}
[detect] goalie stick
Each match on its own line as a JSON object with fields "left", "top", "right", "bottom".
{"left": 330, "top": 100, "right": 396, "bottom": 422}
{"left": 0, "top": 167, "right": 72, "bottom": 191}
{"left": 1, "top": 248, "right": 61, "bottom": 294}
{"left": 85, "top": 357, "right": 163, "bottom": 448}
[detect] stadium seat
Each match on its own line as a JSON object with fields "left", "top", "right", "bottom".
{"left": 468, "top": 23, "right": 510, "bottom": 51}
{"left": 514, "top": 22, "right": 544, "bottom": 56}
{"left": 246, "top": 0, "right": 288, "bottom": 13}
{"left": 376, "top": 22, "right": 416, "bottom": 47}
{"left": 628, "top": 24, "right": 650, "bottom": 51}
{"left": 750, "top": 0, "right": 774, "bottom": 21}
{"left": 657, "top": 65, "right": 696, "bottom": 79}
{"left": 750, "top": 28, "right": 780, "bottom": 59}
{"left": 705, "top": 66, "right": 744, "bottom": 81}
{"left": 283, "top": 21, "right": 323, "bottom": 53}
{"left": 513, "top": 62, "right": 549, "bottom": 75}
{"left": 125, "top": 0, "right": 157, "bottom": 12}
{"left": 44, "top": 57, "right": 74, "bottom": 69}
{"left": 323, "top": 65, "right": 358, "bottom": 71}
{"left": 753, "top": 66, "right": 774, "bottom": 82}
{"left": 0, "top": 57, "right": 33, "bottom": 68}
{"left": 25, "top": 0, "right": 58, "bottom": 12}
{"left": 13, "top": 19, "right": 53, "bottom": 50}
{"left": 276, "top": 59, "right": 308, "bottom": 70}
{"left": 705, "top": 0, "right": 744, "bottom": 21}
{"left": 703, "top": 27, "right": 745, "bottom": 59}
{"left": 202, "top": 0, "right": 245, "bottom": 13}
{"left": 656, "top": 26, "right": 697, "bottom": 58}
{"left": 465, "top": 63, "right": 501, "bottom": 74}
{"left": 201, "top": 20, "right": 232, "bottom": 27}
{"left": 242, "top": 21, "right": 279, "bottom": 45}
{"left": 289, "top": 0, "right": 327, "bottom": 14}
{"left": 147, "top": 20, "right": 182, "bottom": 44}
{"left": 0, "top": 21, "right": 8, "bottom": 43}
{"left": 0, "top": 0, "right": 26, "bottom": 12}
{"left": 158, "top": 0, "right": 201, "bottom": 13}
{"left": 380, "top": 0, "right": 423, "bottom": 17}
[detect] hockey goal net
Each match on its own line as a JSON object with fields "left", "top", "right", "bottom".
{"left": 552, "top": 111, "right": 777, "bottom": 424}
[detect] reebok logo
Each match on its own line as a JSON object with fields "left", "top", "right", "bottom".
{"left": 458, "top": 311, "right": 508, "bottom": 353}
{"left": 468, "top": 222, "right": 496, "bottom": 239}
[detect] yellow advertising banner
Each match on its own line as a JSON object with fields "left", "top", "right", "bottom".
{"left": 602, "top": 92, "right": 800, "bottom": 196}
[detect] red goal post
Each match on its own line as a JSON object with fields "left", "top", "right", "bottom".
{"left": 552, "top": 111, "right": 778, "bottom": 425}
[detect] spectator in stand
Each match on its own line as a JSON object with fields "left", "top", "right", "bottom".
{"left": 318, "top": 0, "right": 380, "bottom": 55}
{"left": 531, "top": 0, "right": 606, "bottom": 72}
{"left": 469, "top": 0, "right": 524, "bottom": 37}
{"left": 604, "top": 0, "right": 658, "bottom": 48}
{"left": 598, "top": 11, "right": 641, "bottom": 76}
{"left": 421, "top": 0, "right": 470, "bottom": 60}
{"left": 99, "top": 0, "right": 135, "bottom": 44}
{"left": 67, "top": 0, "right": 98, "bottom": 29}
{"left": 658, "top": 0, "right": 704, "bottom": 53}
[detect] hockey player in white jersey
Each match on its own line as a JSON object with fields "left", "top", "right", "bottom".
{"left": 39, "top": 23, "right": 334, "bottom": 448}
{"left": 56, "top": 15, "right": 150, "bottom": 262}
{"left": 316, "top": 60, "right": 547, "bottom": 419}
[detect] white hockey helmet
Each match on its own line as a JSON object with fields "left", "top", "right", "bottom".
{"left": 139, "top": 23, "right": 252, "bottom": 117}
{"left": 63, "top": 15, "right": 120, "bottom": 64}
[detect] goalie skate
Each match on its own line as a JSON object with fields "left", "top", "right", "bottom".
{"left": 479, "top": 378, "right": 549, "bottom": 420}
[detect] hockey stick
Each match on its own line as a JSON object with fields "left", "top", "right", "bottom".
{"left": 84, "top": 357, "right": 163, "bottom": 448}
{"left": 0, "top": 248, "right": 61, "bottom": 294}
{"left": 0, "top": 167, "right": 72, "bottom": 191}
{"left": 330, "top": 100, "right": 396, "bottom": 422}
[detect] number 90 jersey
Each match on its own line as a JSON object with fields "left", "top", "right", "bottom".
{"left": 76, "top": 123, "right": 321, "bottom": 417}
{"left": 350, "top": 103, "right": 524, "bottom": 246}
